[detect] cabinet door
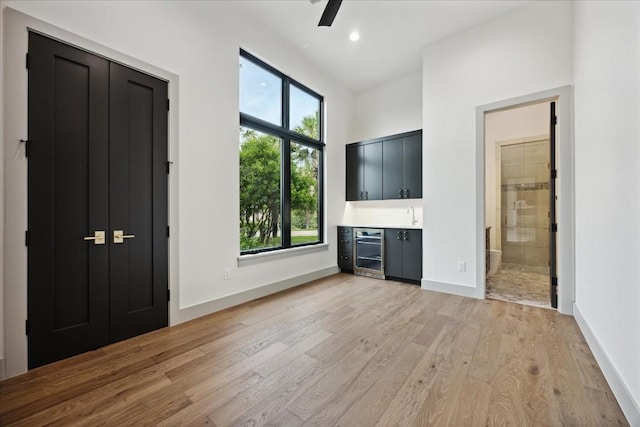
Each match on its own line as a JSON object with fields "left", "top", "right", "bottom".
{"left": 403, "top": 229, "right": 423, "bottom": 281}
{"left": 363, "top": 142, "right": 383, "bottom": 200}
{"left": 382, "top": 138, "right": 404, "bottom": 199}
{"left": 345, "top": 145, "right": 362, "bottom": 201}
{"left": 338, "top": 233, "right": 353, "bottom": 253}
{"left": 404, "top": 133, "right": 422, "bottom": 199}
{"left": 384, "top": 229, "right": 404, "bottom": 278}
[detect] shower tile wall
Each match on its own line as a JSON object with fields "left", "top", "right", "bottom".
{"left": 500, "top": 140, "right": 550, "bottom": 268}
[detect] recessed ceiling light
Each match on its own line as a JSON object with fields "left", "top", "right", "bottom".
{"left": 349, "top": 31, "right": 360, "bottom": 42}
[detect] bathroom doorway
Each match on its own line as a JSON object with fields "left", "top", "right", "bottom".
{"left": 484, "top": 102, "right": 555, "bottom": 308}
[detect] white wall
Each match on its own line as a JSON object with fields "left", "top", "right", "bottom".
{"left": 1, "top": 1, "right": 353, "bottom": 377}
{"left": 351, "top": 70, "right": 422, "bottom": 142}
{"left": 573, "top": 1, "right": 640, "bottom": 422}
{"left": 421, "top": 1, "right": 573, "bottom": 291}
{"left": 484, "top": 103, "right": 550, "bottom": 250}
{"left": 342, "top": 70, "right": 423, "bottom": 227}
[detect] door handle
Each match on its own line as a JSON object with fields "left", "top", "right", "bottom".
{"left": 83, "top": 231, "right": 105, "bottom": 245}
{"left": 113, "top": 230, "right": 135, "bottom": 244}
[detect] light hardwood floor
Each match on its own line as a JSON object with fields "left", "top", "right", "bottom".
{"left": 0, "top": 273, "right": 628, "bottom": 426}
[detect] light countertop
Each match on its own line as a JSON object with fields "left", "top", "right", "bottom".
{"left": 338, "top": 224, "right": 422, "bottom": 229}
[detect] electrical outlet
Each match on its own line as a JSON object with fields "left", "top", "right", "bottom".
{"left": 457, "top": 261, "right": 466, "bottom": 272}
{"left": 224, "top": 268, "right": 231, "bottom": 280}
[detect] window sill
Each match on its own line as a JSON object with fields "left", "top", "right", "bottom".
{"left": 238, "top": 243, "right": 328, "bottom": 267}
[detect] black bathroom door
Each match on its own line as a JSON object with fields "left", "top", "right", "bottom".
{"left": 27, "top": 33, "right": 168, "bottom": 368}
{"left": 549, "top": 102, "right": 558, "bottom": 309}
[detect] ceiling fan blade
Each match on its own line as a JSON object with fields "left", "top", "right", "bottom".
{"left": 318, "top": 0, "right": 342, "bottom": 27}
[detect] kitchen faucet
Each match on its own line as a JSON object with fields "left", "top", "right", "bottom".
{"left": 407, "top": 206, "right": 418, "bottom": 226}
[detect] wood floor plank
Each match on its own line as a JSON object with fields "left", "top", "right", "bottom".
{"left": 448, "top": 375, "right": 491, "bottom": 426}
{"left": 156, "top": 371, "right": 264, "bottom": 426}
{"left": 287, "top": 348, "right": 373, "bottom": 421}
{"left": 0, "top": 273, "right": 628, "bottom": 426}
{"left": 11, "top": 348, "right": 204, "bottom": 427}
{"left": 336, "top": 342, "right": 429, "bottom": 426}
{"left": 207, "top": 354, "right": 320, "bottom": 425}
{"left": 417, "top": 349, "right": 472, "bottom": 426}
{"left": 300, "top": 322, "right": 424, "bottom": 426}
{"left": 374, "top": 346, "right": 445, "bottom": 425}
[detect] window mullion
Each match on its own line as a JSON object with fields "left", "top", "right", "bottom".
{"left": 282, "top": 137, "right": 292, "bottom": 248}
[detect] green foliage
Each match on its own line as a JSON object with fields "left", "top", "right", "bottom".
{"left": 239, "top": 128, "right": 280, "bottom": 247}
{"left": 240, "top": 113, "right": 320, "bottom": 251}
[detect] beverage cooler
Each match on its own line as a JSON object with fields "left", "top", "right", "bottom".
{"left": 353, "top": 228, "right": 385, "bottom": 279}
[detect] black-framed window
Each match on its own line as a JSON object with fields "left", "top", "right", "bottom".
{"left": 239, "top": 49, "right": 324, "bottom": 254}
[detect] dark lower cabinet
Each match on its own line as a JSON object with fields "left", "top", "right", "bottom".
{"left": 337, "top": 226, "right": 354, "bottom": 271}
{"left": 384, "top": 229, "right": 422, "bottom": 283}
{"left": 338, "top": 226, "right": 422, "bottom": 283}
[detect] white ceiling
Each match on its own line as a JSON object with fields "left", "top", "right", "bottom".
{"left": 235, "top": 0, "right": 531, "bottom": 93}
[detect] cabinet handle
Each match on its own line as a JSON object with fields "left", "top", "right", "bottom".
{"left": 398, "top": 189, "right": 403, "bottom": 198}
{"left": 405, "top": 189, "right": 410, "bottom": 198}
{"left": 397, "top": 231, "right": 402, "bottom": 240}
{"left": 359, "top": 191, "right": 363, "bottom": 200}
{"left": 403, "top": 231, "right": 408, "bottom": 240}
{"left": 365, "top": 191, "right": 368, "bottom": 200}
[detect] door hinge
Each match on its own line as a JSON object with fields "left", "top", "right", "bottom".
{"left": 552, "top": 115, "right": 557, "bottom": 125}
{"left": 26, "top": 319, "right": 30, "bottom": 335}
{"left": 20, "top": 139, "right": 31, "bottom": 157}
{"left": 26, "top": 52, "right": 30, "bottom": 70}
{"left": 25, "top": 230, "right": 29, "bottom": 246}
{"left": 167, "top": 289, "right": 171, "bottom": 301}
{"left": 551, "top": 169, "right": 557, "bottom": 179}
{"left": 166, "top": 225, "right": 170, "bottom": 238}
{"left": 551, "top": 223, "right": 558, "bottom": 232}
{"left": 166, "top": 161, "right": 173, "bottom": 174}
{"left": 551, "top": 276, "right": 558, "bottom": 293}
{"left": 166, "top": 99, "right": 170, "bottom": 111}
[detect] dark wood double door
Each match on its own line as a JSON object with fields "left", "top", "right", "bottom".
{"left": 27, "top": 33, "right": 169, "bottom": 369}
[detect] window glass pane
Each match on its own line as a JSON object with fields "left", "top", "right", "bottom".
{"left": 239, "top": 127, "right": 282, "bottom": 251}
{"left": 239, "top": 56, "right": 282, "bottom": 126}
{"left": 291, "top": 141, "right": 319, "bottom": 245}
{"left": 289, "top": 84, "right": 320, "bottom": 140}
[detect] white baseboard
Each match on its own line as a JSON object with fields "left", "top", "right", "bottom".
{"left": 176, "top": 266, "right": 340, "bottom": 324}
{"left": 421, "top": 279, "right": 478, "bottom": 298}
{"left": 574, "top": 303, "right": 640, "bottom": 426}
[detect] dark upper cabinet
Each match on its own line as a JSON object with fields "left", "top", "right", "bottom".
{"left": 384, "top": 228, "right": 422, "bottom": 282}
{"left": 403, "top": 133, "right": 422, "bottom": 199}
{"left": 346, "top": 142, "right": 382, "bottom": 201}
{"left": 347, "top": 130, "right": 422, "bottom": 201}
{"left": 345, "top": 146, "right": 362, "bottom": 201}
{"left": 382, "top": 137, "right": 404, "bottom": 200}
{"left": 363, "top": 142, "right": 383, "bottom": 200}
{"left": 382, "top": 133, "right": 422, "bottom": 199}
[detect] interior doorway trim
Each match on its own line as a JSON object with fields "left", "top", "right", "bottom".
{"left": 1, "top": 7, "right": 180, "bottom": 378}
{"left": 475, "top": 86, "right": 574, "bottom": 315}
